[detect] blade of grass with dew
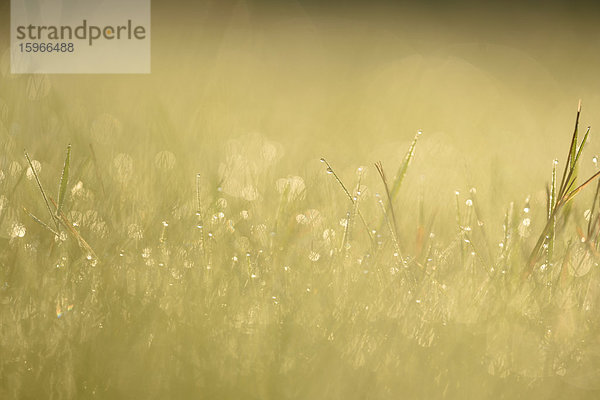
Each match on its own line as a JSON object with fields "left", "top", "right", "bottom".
{"left": 389, "top": 130, "right": 421, "bottom": 200}
{"left": 547, "top": 159, "right": 558, "bottom": 266}
{"left": 377, "top": 131, "right": 421, "bottom": 233}
{"left": 562, "top": 126, "right": 591, "bottom": 221}
{"left": 195, "top": 173, "right": 207, "bottom": 264}
{"left": 56, "top": 144, "right": 71, "bottom": 218}
{"left": 473, "top": 189, "right": 494, "bottom": 264}
{"left": 49, "top": 197, "right": 98, "bottom": 260}
{"left": 526, "top": 101, "right": 592, "bottom": 276}
{"left": 89, "top": 144, "right": 106, "bottom": 197}
{"left": 375, "top": 161, "right": 399, "bottom": 240}
{"left": 587, "top": 179, "right": 600, "bottom": 240}
{"left": 25, "top": 150, "right": 60, "bottom": 232}
{"left": 525, "top": 166, "right": 600, "bottom": 279}
{"left": 557, "top": 100, "right": 582, "bottom": 199}
{"left": 376, "top": 192, "right": 404, "bottom": 266}
{"left": 562, "top": 169, "right": 600, "bottom": 204}
{"left": 339, "top": 210, "right": 351, "bottom": 256}
{"left": 320, "top": 158, "right": 374, "bottom": 244}
{"left": 349, "top": 166, "right": 367, "bottom": 246}
{"left": 22, "top": 207, "right": 59, "bottom": 236}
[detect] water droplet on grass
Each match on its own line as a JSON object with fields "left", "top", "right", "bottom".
{"left": 25, "top": 160, "right": 41, "bottom": 180}
{"left": 308, "top": 251, "right": 320, "bottom": 262}
{"left": 10, "top": 222, "right": 26, "bottom": 238}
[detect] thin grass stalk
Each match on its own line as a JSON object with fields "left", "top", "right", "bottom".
{"left": 25, "top": 150, "right": 60, "bottom": 232}
{"left": 375, "top": 161, "right": 399, "bottom": 240}
{"left": 89, "top": 144, "right": 106, "bottom": 196}
{"left": 22, "top": 207, "right": 59, "bottom": 236}
{"left": 195, "top": 173, "right": 207, "bottom": 263}
{"left": 320, "top": 158, "right": 374, "bottom": 243}
{"left": 49, "top": 197, "right": 98, "bottom": 260}
{"left": 526, "top": 169, "right": 600, "bottom": 278}
{"left": 389, "top": 130, "right": 421, "bottom": 200}
{"left": 557, "top": 100, "right": 581, "bottom": 200}
{"left": 339, "top": 211, "right": 351, "bottom": 256}
{"left": 376, "top": 193, "right": 403, "bottom": 263}
{"left": 547, "top": 160, "right": 558, "bottom": 265}
{"left": 56, "top": 144, "right": 71, "bottom": 217}
{"left": 587, "top": 179, "right": 600, "bottom": 239}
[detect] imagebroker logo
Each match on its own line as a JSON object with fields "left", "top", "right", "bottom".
{"left": 11, "top": 0, "right": 150, "bottom": 74}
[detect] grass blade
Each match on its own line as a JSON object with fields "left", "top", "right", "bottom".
{"left": 525, "top": 101, "right": 598, "bottom": 279}
{"left": 550, "top": 159, "right": 557, "bottom": 217}
{"left": 320, "top": 158, "right": 374, "bottom": 243}
{"left": 563, "top": 169, "right": 600, "bottom": 204}
{"left": 375, "top": 161, "right": 399, "bottom": 239}
{"left": 56, "top": 144, "right": 71, "bottom": 218}
{"left": 389, "top": 130, "right": 421, "bottom": 200}
{"left": 587, "top": 178, "right": 600, "bottom": 239}
{"left": 558, "top": 100, "right": 581, "bottom": 198}
{"left": 22, "top": 207, "right": 59, "bottom": 236}
{"left": 24, "top": 150, "right": 59, "bottom": 231}
{"left": 50, "top": 197, "right": 98, "bottom": 260}
{"left": 547, "top": 160, "right": 558, "bottom": 263}
{"left": 574, "top": 126, "right": 591, "bottom": 167}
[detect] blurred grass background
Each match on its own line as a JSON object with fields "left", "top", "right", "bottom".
{"left": 3, "top": 0, "right": 600, "bottom": 213}
{"left": 3, "top": 0, "right": 600, "bottom": 398}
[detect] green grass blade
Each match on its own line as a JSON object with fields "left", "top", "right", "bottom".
{"left": 574, "top": 126, "right": 591, "bottom": 166}
{"left": 550, "top": 159, "right": 557, "bottom": 217}
{"left": 587, "top": 179, "right": 600, "bottom": 238}
{"left": 558, "top": 101, "right": 582, "bottom": 198}
{"left": 375, "top": 161, "right": 399, "bottom": 239}
{"left": 563, "top": 169, "right": 600, "bottom": 204}
{"left": 569, "top": 125, "right": 578, "bottom": 170}
{"left": 320, "top": 158, "right": 374, "bottom": 244}
{"left": 389, "top": 130, "right": 421, "bottom": 200}
{"left": 23, "top": 207, "right": 59, "bottom": 236}
{"left": 56, "top": 144, "right": 71, "bottom": 217}
{"left": 320, "top": 158, "right": 353, "bottom": 201}
{"left": 24, "top": 150, "right": 59, "bottom": 231}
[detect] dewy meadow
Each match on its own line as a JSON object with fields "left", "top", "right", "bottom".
{"left": 3, "top": 1, "right": 600, "bottom": 399}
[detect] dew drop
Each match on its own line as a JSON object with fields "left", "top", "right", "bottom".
{"left": 308, "top": 251, "right": 321, "bottom": 262}
{"left": 10, "top": 222, "right": 26, "bottom": 238}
